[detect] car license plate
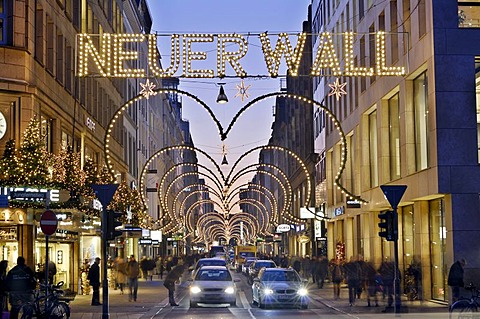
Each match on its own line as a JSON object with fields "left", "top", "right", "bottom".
{"left": 278, "top": 295, "right": 290, "bottom": 300}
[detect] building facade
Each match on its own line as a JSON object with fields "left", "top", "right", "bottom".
{"left": 312, "top": 0, "right": 480, "bottom": 302}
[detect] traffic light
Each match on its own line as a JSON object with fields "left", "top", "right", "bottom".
{"left": 378, "top": 211, "right": 395, "bottom": 241}
{"left": 106, "top": 210, "right": 123, "bottom": 241}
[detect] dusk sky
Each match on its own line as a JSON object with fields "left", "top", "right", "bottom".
{"left": 146, "top": 0, "right": 311, "bottom": 190}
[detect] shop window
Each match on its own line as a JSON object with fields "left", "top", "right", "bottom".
{"left": 368, "top": 110, "right": 378, "bottom": 188}
{"left": 402, "top": 205, "right": 415, "bottom": 292}
{"left": 413, "top": 72, "right": 429, "bottom": 171}
{"left": 429, "top": 198, "right": 446, "bottom": 301}
{"left": 388, "top": 93, "right": 401, "bottom": 180}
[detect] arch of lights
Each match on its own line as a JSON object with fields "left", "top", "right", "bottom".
{"left": 104, "top": 89, "right": 368, "bottom": 243}
{"left": 226, "top": 183, "right": 279, "bottom": 223}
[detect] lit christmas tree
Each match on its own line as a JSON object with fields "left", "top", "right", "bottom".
{"left": 0, "top": 139, "right": 20, "bottom": 186}
{"left": 17, "top": 116, "right": 50, "bottom": 187}
{"left": 61, "top": 146, "right": 85, "bottom": 203}
{"left": 98, "top": 164, "right": 114, "bottom": 184}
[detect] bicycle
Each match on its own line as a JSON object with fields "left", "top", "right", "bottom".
{"left": 449, "top": 283, "right": 480, "bottom": 319}
{"left": 18, "top": 281, "right": 70, "bottom": 319}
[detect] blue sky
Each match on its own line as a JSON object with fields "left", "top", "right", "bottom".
{"left": 146, "top": 0, "right": 311, "bottom": 185}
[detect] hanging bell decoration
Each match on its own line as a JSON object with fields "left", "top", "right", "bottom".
{"left": 221, "top": 154, "right": 228, "bottom": 165}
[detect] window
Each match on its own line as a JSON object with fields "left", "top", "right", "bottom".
{"left": 0, "top": 0, "right": 7, "bottom": 44}
{"left": 388, "top": 93, "right": 401, "bottom": 180}
{"left": 476, "top": 70, "right": 480, "bottom": 162}
{"left": 390, "top": 0, "right": 399, "bottom": 63}
{"left": 369, "top": 110, "right": 378, "bottom": 187}
{"left": 429, "top": 198, "right": 446, "bottom": 301}
{"left": 56, "top": 33, "right": 64, "bottom": 83}
{"left": 46, "top": 16, "right": 54, "bottom": 74}
{"left": 40, "top": 115, "right": 53, "bottom": 153}
{"left": 35, "top": 5, "right": 44, "bottom": 63}
{"left": 418, "top": 0, "right": 426, "bottom": 37}
{"left": 414, "top": 73, "right": 429, "bottom": 171}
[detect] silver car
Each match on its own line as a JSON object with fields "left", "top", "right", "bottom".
{"left": 189, "top": 265, "right": 239, "bottom": 307}
{"left": 252, "top": 268, "right": 309, "bottom": 309}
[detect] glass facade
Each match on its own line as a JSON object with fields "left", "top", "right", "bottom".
{"left": 414, "top": 73, "right": 429, "bottom": 171}
{"left": 429, "top": 198, "right": 447, "bottom": 301}
{"left": 388, "top": 93, "right": 401, "bottom": 180}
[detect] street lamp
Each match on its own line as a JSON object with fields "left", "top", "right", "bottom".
{"left": 216, "top": 83, "right": 228, "bottom": 104}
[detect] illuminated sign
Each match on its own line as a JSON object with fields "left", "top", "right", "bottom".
{"left": 276, "top": 224, "right": 291, "bottom": 232}
{"left": 1, "top": 187, "right": 60, "bottom": 202}
{"left": 86, "top": 117, "right": 96, "bottom": 131}
{"left": 77, "top": 32, "right": 406, "bottom": 78}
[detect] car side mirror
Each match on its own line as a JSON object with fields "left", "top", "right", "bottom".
{"left": 302, "top": 279, "right": 309, "bottom": 283}
{"left": 234, "top": 278, "right": 241, "bottom": 282}
{"left": 253, "top": 277, "right": 260, "bottom": 282}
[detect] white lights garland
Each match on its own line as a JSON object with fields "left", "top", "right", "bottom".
{"left": 77, "top": 32, "right": 407, "bottom": 78}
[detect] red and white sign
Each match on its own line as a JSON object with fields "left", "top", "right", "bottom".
{"left": 40, "top": 210, "right": 58, "bottom": 236}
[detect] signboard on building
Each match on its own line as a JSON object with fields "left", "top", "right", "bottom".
{"left": 346, "top": 199, "right": 362, "bottom": 208}
{"left": 276, "top": 224, "right": 291, "bottom": 232}
{"left": 0, "top": 226, "right": 17, "bottom": 241}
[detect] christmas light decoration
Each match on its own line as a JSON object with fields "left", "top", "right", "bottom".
{"left": 139, "top": 79, "right": 157, "bottom": 99}
{"left": 234, "top": 80, "right": 251, "bottom": 102}
{"left": 328, "top": 78, "right": 348, "bottom": 101}
{"left": 77, "top": 32, "right": 407, "bottom": 78}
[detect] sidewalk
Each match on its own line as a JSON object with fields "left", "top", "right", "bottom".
{"left": 69, "top": 276, "right": 170, "bottom": 319}
{"left": 309, "top": 281, "right": 450, "bottom": 317}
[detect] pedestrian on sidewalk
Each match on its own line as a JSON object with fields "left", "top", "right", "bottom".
{"left": 330, "top": 259, "right": 343, "bottom": 300}
{"left": 163, "top": 263, "right": 186, "bottom": 306}
{"left": 317, "top": 256, "right": 329, "bottom": 288}
{"left": 448, "top": 258, "right": 466, "bottom": 303}
{"left": 156, "top": 256, "right": 164, "bottom": 279}
{"left": 126, "top": 255, "right": 140, "bottom": 302}
{"left": 344, "top": 256, "right": 362, "bottom": 306}
{"left": 6, "top": 256, "right": 36, "bottom": 319}
{"left": 115, "top": 257, "right": 127, "bottom": 295}
{"left": 87, "top": 257, "right": 101, "bottom": 306}
{"left": 378, "top": 259, "right": 395, "bottom": 309}
{"left": 364, "top": 261, "right": 379, "bottom": 307}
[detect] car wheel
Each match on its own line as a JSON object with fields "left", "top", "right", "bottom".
{"left": 190, "top": 301, "right": 198, "bottom": 308}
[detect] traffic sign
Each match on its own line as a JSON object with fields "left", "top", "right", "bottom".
{"left": 40, "top": 210, "right": 58, "bottom": 236}
{"left": 91, "top": 184, "right": 119, "bottom": 208}
{"left": 380, "top": 185, "right": 407, "bottom": 209}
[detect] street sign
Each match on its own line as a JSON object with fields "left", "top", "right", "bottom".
{"left": 40, "top": 210, "right": 58, "bottom": 236}
{"left": 91, "top": 184, "right": 119, "bottom": 208}
{"left": 380, "top": 185, "right": 407, "bottom": 209}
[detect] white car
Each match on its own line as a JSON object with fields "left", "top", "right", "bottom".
{"left": 252, "top": 268, "right": 309, "bottom": 309}
{"left": 189, "top": 265, "right": 239, "bottom": 307}
{"left": 190, "top": 257, "right": 227, "bottom": 278}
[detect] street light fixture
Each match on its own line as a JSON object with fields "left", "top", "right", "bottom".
{"left": 216, "top": 83, "right": 228, "bottom": 104}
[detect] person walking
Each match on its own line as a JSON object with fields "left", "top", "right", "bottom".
{"left": 317, "top": 256, "right": 329, "bottom": 288}
{"left": 126, "top": 255, "right": 140, "bottom": 302}
{"left": 115, "top": 257, "right": 127, "bottom": 294}
{"left": 156, "top": 257, "right": 164, "bottom": 280}
{"left": 87, "top": 257, "right": 101, "bottom": 305}
{"left": 343, "top": 256, "right": 362, "bottom": 306}
{"left": 5, "top": 256, "right": 36, "bottom": 319}
{"left": 378, "top": 259, "right": 395, "bottom": 310}
{"left": 330, "top": 259, "right": 343, "bottom": 300}
{"left": 163, "top": 263, "right": 186, "bottom": 306}
{"left": 448, "top": 258, "right": 466, "bottom": 303}
{"left": 0, "top": 260, "right": 8, "bottom": 315}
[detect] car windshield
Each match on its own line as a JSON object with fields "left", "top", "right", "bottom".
{"left": 195, "top": 269, "right": 232, "bottom": 281}
{"left": 255, "top": 262, "right": 275, "bottom": 269}
{"left": 196, "top": 259, "right": 226, "bottom": 270}
{"left": 262, "top": 271, "right": 300, "bottom": 282}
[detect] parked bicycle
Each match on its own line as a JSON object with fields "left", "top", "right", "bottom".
{"left": 449, "top": 283, "right": 480, "bottom": 319}
{"left": 18, "top": 281, "right": 70, "bottom": 319}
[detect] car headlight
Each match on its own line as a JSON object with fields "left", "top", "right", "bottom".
{"left": 190, "top": 286, "right": 201, "bottom": 294}
{"left": 225, "top": 287, "right": 235, "bottom": 294}
{"left": 263, "top": 288, "right": 274, "bottom": 295}
{"left": 297, "top": 288, "right": 308, "bottom": 296}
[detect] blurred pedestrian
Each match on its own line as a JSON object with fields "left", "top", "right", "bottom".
{"left": 344, "top": 256, "right": 362, "bottom": 306}
{"left": 115, "top": 257, "right": 127, "bottom": 294}
{"left": 364, "top": 261, "right": 379, "bottom": 307}
{"left": 317, "top": 256, "right": 329, "bottom": 288}
{"left": 330, "top": 259, "right": 343, "bottom": 299}
{"left": 0, "top": 260, "right": 8, "bottom": 314}
{"left": 448, "top": 258, "right": 466, "bottom": 303}
{"left": 378, "top": 259, "right": 395, "bottom": 309}
{"left": 87, "top": 257, "right": 101, "bottom": 305}
{"left": 163, "top": 263, "right": 185, "bottom": 306}
{"left": 156, "top": 257, "right": 164, "bottom": 279}
{"left": 5, "top": 257, "right": 36, "bottom": 319}
{"left": 126, "top": 255, "right": 140, "bottom": 302}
